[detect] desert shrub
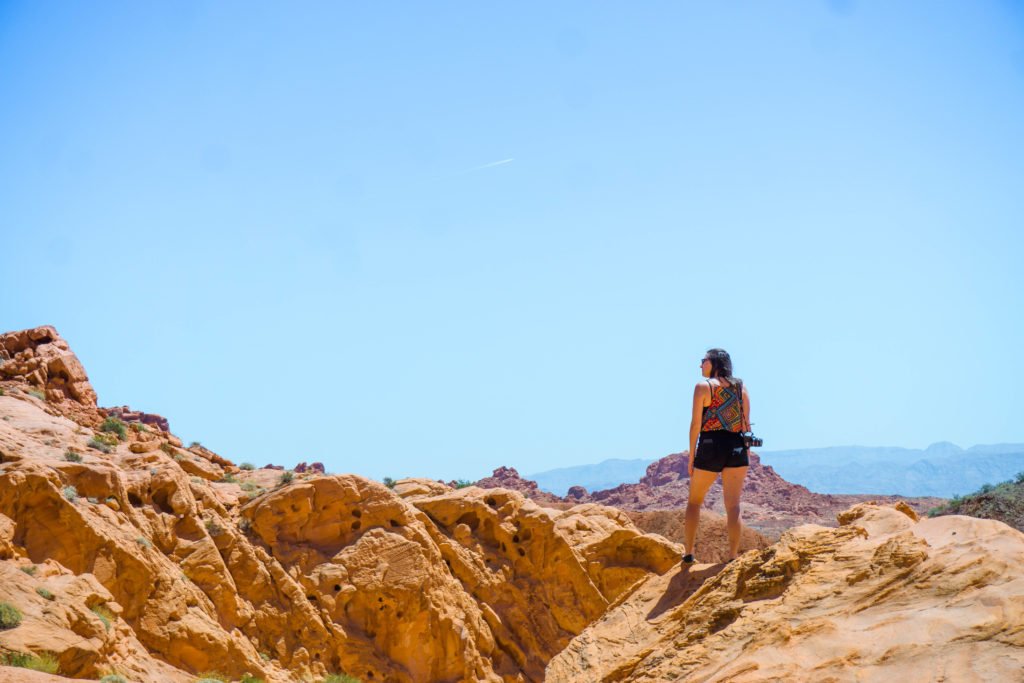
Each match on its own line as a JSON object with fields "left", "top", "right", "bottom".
{"left": 219, "top": 472, "right": 237, "bottom": 484}
{"left": 35, "top": 587, "right": 54, "bottom": 601}
{"left": 189, "top": 441, "right": 201, "bottom": 448}
{"left": 191, "top": 476, "right": 204, "bottom": 485}
{"left": 454, "top": 479, "right": 473, "bottom": 489}
{"left": 240, "top": 676, "right": 264, "bottom": 683}
{"left": 87, "top": 438, "right": 113, "bottom": 453}
{"left": 1015, "top": 471, "right": 1024, "bottom": 484}
{"left": 100, "top": 675, "right": 129, "bottom": 683}
{"left": 238, "top": 518, "right": 252, "bottom": 533}
{"left": 2, "top": 650, "right": 58, "bottom": 673}
{"left": 87, "top": 496, "right": 99, "bottom": 504}
{"left": 100, "top": 417, "right": 127, "bottom": 441}
{"left": 979, "top": 483, "right": 995, "bottom": 494}
{"left": 0, "top": 387, "right": 4, "bottom": 395}
{"left": 279, "top": 471, "right": 294, "bottom": 485}
{"left": 27, "top": 388, "right": 46, "bottom": 400}
{"left": 258, "top": 652, "right": 271, "bottom": 661}
{"left": 239, "top": 462, "right": 255, "bottom": 470}
{"left": 63, "top": 485, "right": 78, "bottom": 502}
{"left": 322, "top": 674, "right": 361, "bottom": 683}
{"left": 383, "top": 477, "right": 396, "bottom": 489}
{"left": 205, "top": 519, "right": 224, "bottom": 536}
{"left": 64, "top": 449, "right": 83, "bottom": 462}
{"left": 131, "top": 422, "right": 149, "bottom": 433}
{"left": 136, "top": 536, "right": 152, "bottom": 548}
{"left": 241, "top": 482, "right": 259, "bottom": 492}
{"left": 160, "top": 443, "right": 176, "bottom": 456}
{"left": 195, "top": 673, "right": 228, "bottom": 682}
{"left": 19, "top": 565, "right": 37, "bottom": 576}
{"left": 0, "top": 602, "right": 23, "bottom": 629}
{"left": 91, "top": 604, "right": 115, "bottom": 631}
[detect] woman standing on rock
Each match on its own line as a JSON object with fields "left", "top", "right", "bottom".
{"left": 683, "top": 348, "right": 750, "bottom": 564}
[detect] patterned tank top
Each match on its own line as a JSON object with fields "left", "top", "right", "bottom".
{"left": 701, "top": 380, "right": 744, "bottom": 432}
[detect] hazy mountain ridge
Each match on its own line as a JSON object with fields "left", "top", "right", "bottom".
{"left": 527, "top": 443, "right": 1024, "bottom": 499}
{"left": 526, "top": 457, "right": 655, "bottom": 496}
{"left": 759, "top": 442, "right": 1024, "bottom": 497}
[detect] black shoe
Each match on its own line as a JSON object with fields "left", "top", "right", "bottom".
{"left": 682, "top": 554, "right": 696, "bottom": 564}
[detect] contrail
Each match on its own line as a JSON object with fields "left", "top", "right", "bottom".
{"left": 459, "top": 158, "right": 514, "bottom": 174}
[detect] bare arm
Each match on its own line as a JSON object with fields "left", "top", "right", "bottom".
{"left": 742, "top": 385, "right": 752, "bottom": 432}
{"left": 689, "top": 382, "right": 708, "bottom": 474}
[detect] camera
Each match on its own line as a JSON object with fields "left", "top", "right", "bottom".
{"left": 741, "top": 432, "right": 763, "bottom": 448}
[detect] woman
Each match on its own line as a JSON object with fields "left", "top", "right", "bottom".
{"left": 682, "top": 348, "right": 751, "bottom": 564}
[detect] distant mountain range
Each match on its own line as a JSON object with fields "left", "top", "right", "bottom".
{"left": 527, "top": 458, "right": 654, "bottom": 496}
{"left": 528, "top": 443, "right": 1024, "bottom": 499}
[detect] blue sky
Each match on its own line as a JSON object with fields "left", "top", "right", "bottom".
{"left": 2, "top": 1, "right": 1022, "bottom": 481}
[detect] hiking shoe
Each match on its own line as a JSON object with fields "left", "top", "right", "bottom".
{"left": 682, "top": 553, "right": 696, "bottom": 564}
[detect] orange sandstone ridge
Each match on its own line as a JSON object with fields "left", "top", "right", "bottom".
{"left": 1, "top": 326, "right": 1022, "bottom": 682}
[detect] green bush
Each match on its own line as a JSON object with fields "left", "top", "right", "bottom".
{"left": 88, "top": 437, "right": 114, "bottom": 453}
{"left": 383, "top": 477, "right": 396, "bottom": 489}
{"left": 91, "top": 604, "right": 115, "bottom": 631}
{"left": 63, "top": 485, "right": 79, "bottom": 502}
{"left": 0, "top": 602, "right": 23, "bottom": 629}
{"left": 100, "top": 675, "right": 129, "bottom": 683}
{"left": 1015, "top": 471, "right": 1024, "bottom": 484}
{"left": 136, "top": 536, "right": 152, "bottom": 548}
{"left": 189, "top": 441, "right": 202, "bottom": 448}
{"left": 2, "top": 650, "right": 58, "bottom": 673}
{"left": 35, "top": 587, "right": 54, "bottom": 601}
{"left": 240, "top": 676, "right": 264, "bottom": 683}
{"left": 454, "top": 479, "right": 473, "bottom": 489}
{"left": 64, "top": 449, "right": 83, "bottom": 462}
{"left": 100, "top": 417, "right": 127, "bottom": 440}
{"left": 205, "top": 519, "right": 224, "bottom": 536}
{"left": 219, "top": 472, "right": 237, "bottom": 484}
{"left": 279, "top": 471, "right": 294, "bottom": 485}
{"left": 0, "top": 386, "right": 5, "bottom": 395}
{"left": 979, "top": 483, "right": 995, "bottom": 494}
{"left": 322, "top": 674, "right": 361, "bottom": 683}
{"left": 258, "top": 652, "right": 271, "bottom": 661}
{"left": 239, "top": 462, "right": 255, "bottom": 471}
{"left": 160, "top": 443, "right": 176, "bottom": 456}
{"left": 19, "top": 565, "right": 37, "bottom": 576}
{"left": 131, "top": 422, "right": 149, "bottom": 433}
{"left": 27, "top": 388, "right": 46, "bottom": 401}
{"left": 195, "top": 674, "right": 228, "bottom": 682}
{"left": 241, "top": 482, "right": 259, "bottom": 492}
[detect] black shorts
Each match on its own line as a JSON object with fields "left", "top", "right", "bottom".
{"left": 694, "top": 430, "right": 749, "bottom": 473}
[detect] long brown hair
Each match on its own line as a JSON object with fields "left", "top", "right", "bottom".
{"left": 706, "top": 348, "right": 741, "bottom": 387}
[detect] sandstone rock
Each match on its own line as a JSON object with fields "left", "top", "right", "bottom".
{"left": 546, "top": 504, "right": 1024, "bottom": 682}
{"left": 293, "top": 461, "right": 325, "bottom": 474}
{"left": 0, "top": 327, "right": 99, "bottom": 425}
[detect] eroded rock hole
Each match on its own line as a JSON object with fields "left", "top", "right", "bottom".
{"left": 291, "top": 504, "right": 299, "bottom": 513}
{"left": 455, "top": 511, "right": 480, "bottom": 532}
{"left": 512, "top": 535, "right": 520, "bottom": 543}
{"left": 334, "top": 584, "right": 341, "bottom": 592}
{"left": 389, "top": 519, "right": 400, "bottom": 527}
{"left": 517, "top": 548, "right": 525, "bottom": 557}
{"left": 485, "top": 497, "right": 497, "bottom": 508}
{"left": 351, "top": 509, "right": 362, "bottom": 518}
{"left": 307, "top": 595, "right": 318, "bottom": 602}
{"left": 128, "top": 493, "right": 143, "bottom": 507}
{"left": 351, "top": 520, "right": 361, "bottom": 530}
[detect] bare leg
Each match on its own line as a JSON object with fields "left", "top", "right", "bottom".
{"left": 721, "top": 466, "right": 749, "bottom": 560}
{"left": 684, "top": 468, "right": 719, "bottom": 559}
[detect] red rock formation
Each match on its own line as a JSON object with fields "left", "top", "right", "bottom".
{"left": 293, "top": 461, "right": 325, "bottom": 474}
{"left": 102, "top": 405, "right": 170, "bottom": 432}
{"left": 473, "top": 467, "right": 564, "bottom": 506}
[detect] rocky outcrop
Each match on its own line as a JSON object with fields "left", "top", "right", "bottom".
{"left": 473, "top": 467, "right": 565, "bottom": 506}
{"left": 0, "top": 326, "right": 101, "bottom": 428}
{"left": 102, "top": 406, "right": 170, "bottom": 433}
{"left": 547, "top": 502, "right": 1024, "bottom": 681}
{"left": 0, "top": 380, "right": 679, "bottom": 682}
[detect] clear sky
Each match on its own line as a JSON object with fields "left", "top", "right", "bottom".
{"left": 2, "top": 1, "right": 1022, "bottom": 482}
